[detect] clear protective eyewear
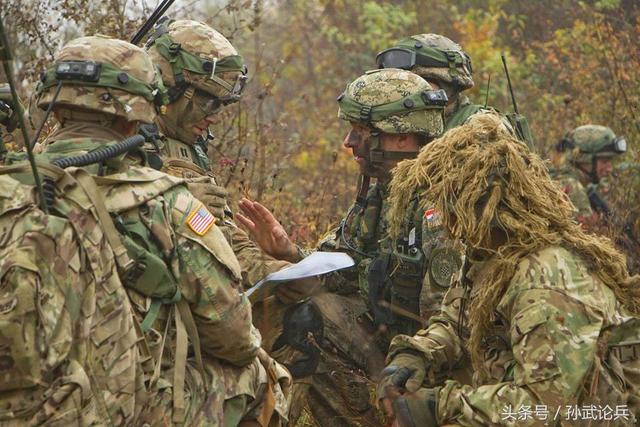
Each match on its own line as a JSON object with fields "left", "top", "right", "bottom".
{"left": 193, "top": 89, "right": 225, "bottom": 116}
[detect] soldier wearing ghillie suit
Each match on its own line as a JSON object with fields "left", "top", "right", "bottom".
{"left": 1, "top": 35, "right": 290, "bottom": 426}
{"left": 376, "top": 34, "right": 536, "bottom": 322}
{"left": 237, "top": 68, "right": 448, "bottom": 427}
{"left": 376, "top": 113, "right": 640, "bottom": 426}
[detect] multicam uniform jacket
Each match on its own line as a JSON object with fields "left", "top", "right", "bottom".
{"left": 2, "top": 123, "right": 291, "bottom": 426}
{"left": 388, "top": 245, "right": 640, "bottom": 426}
{"left": 147, "top": 135, "right": 294, "bottom": 294}
{"left": 550, "top": 166, "right": 594, "bottom": 223}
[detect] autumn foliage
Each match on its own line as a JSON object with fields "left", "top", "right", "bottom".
{"left": 2, "top": 0, "right": 639, "bottom": 249}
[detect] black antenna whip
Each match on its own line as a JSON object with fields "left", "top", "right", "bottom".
{"left": 131, "top": 0, "right": 176, "bottom": 45}
{"left": 0, "top": 16, "right": 49, "bottom": 213}
{"left": 501, "top": 53, "right": 519, "bottom": 115}
{"left": 483, "top": 74, "right": 491, "bottom": 108}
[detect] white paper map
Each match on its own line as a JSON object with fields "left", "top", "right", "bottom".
{"left": 245, "top": 251, "right": 355, "bottom": 302}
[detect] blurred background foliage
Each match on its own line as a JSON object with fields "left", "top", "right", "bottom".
{"left": 2, "top": 0, "right": 639, "bottom": 248}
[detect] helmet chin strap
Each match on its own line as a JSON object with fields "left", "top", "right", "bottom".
{"left": 367, "top": 132, "right": 419, "bottom": 167}
{"left": 575, "top": 159, "right": 599, "bottom": 185}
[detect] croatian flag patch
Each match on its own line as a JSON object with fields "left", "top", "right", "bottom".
{"left": 424, "top": 207, "right": 442, "bottom": 228}
{"left": 186, "top": 204, "right": 216, "bottom": 236}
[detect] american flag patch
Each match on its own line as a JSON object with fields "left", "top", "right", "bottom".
{"left": 186, "top": 204, "right": 215, "bottom": 236}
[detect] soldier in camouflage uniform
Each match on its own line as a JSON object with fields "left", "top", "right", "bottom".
{"left": 238, "top": 68, "right": 448, "bottom": 426}
{"left": 566, "top": 124, "right": 626, "bottom": 203}
{"left": 143, "top": 19, "right": 312, "bottom": 293}
{"left": 376, "top": 113, "right": 640, "bottom": 426}
{"left": 1, "top": 35, "right": 290, "bottom": 425}
{"left": 549, "top": 134, "right": 595, "bottom": 224}
{"left": 564, "top": 125, "right": 638, "bottom": 273}
{"left": 143, "top": 17, "right": 319, "bottom": 370}
{"left": 0, "top": 83, "right": 23, "bottom": 157}
{"left": 375, "top": 34, "right": 535, "bottom": 322}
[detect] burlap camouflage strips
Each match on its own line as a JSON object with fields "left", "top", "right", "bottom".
{"left": 389, "top": 246, "right": 640, "bottom": 426}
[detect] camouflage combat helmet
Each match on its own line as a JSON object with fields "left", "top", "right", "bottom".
{"left": 145, "top": 19, "right": 247, "bottom": 104}
{"left": 337, "top": 68, "right": 447, "bottom": 138}
{"left": 560, "top": 124, "right": 626, "bottom": 183}
{"left": 376, "top": 34, "right": 474, "bottom": 91}
{"left": 564, "top": 125, "right": 626, "bottom": 165}
{"left": 37, "top": 35, "right": 166, "bottom": 124}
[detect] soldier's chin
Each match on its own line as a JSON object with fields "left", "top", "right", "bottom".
{"left": 192, "top": 125, "right": 206, "bottom": 136}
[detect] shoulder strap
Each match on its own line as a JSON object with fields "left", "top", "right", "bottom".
{"left": 71, "top": 168, "right": 134, "bottom": 272}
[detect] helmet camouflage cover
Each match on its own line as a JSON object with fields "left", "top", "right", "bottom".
{"left": 337, "top": 68, "right": 447, "bottom": 138}
{"left": 37, "top": 35, "right": 164, "bottom": 123}
{"left": 567, "top": 124, "right": 625, "bottom": 164}
{"left": 146, "top": 19, "right": 247, "bottom": 102}
{"left": 378, "top": 33, "right": 474, "bottom": 91}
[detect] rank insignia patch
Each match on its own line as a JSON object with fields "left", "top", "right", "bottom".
{"left": 186, "top": 204, "right": 216, "bottom": 236}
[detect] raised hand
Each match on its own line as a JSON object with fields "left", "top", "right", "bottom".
{"left": 236, "top": 198, "right": 300, "bottom": 262}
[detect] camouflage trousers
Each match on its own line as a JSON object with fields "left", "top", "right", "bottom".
{"left": 138, "top": 348, "right": 291, "bottom": 427}
{"left": 253, "top": 293, "right": 387, "bottom": 427}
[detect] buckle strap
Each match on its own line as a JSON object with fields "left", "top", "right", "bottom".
{"left": 360, "top": 105, "right": 372, "bottom": 122}
{"left": 609, "top": 342, "right": 640, "bottom": 363}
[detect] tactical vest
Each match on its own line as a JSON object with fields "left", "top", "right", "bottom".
{"left": 445, "top": 97, "right": 535, "bottom": 151}
{"left": 333, "top": 183, "right": 429, "bottom": 338}
{"left": 146, "top": 135, "right": 211, "bottom": 178}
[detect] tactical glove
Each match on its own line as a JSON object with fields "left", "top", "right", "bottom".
{"left": 376, "top": 351, "right": 427, "bottom": 403}
{"left": 393, "top": 387, "right": 439, "bottom": 427}
{"left": 187, "top": 179, "right": 229, "bottom": 222}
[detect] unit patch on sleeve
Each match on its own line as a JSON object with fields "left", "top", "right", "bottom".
{"left": 424, "top": 207, "right": 442, "bottom": 228}
{"left": 186, "top": 204, "right": 216, "bottom": 235}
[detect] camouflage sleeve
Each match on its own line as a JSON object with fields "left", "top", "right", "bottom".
{"left": 387, "top": 286, "right": 466, "bottom": 381}
{"left": 166, "top": 187, "right": 260, "bottom": 366}
{"left": 558, "top": 176, "right": 594, "bottom": 222}
{"left": 436, "top": 255, "right": 605, "bottom": 425}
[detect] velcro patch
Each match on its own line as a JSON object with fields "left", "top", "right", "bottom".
{"left": 186, "top": 204, "right": 216, "bottom": 236}
{"left": 424, "top": 207, "right": 442, "bottom": 228}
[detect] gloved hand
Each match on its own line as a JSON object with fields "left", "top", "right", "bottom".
{"left": 377, "top": 351, "right": 427, "bottom": 403}
{"left": 187, "top": 179, "right": 229, "bottom": 222}
{"left": 392, "top": 387, "right": 439, "bottom": 427}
